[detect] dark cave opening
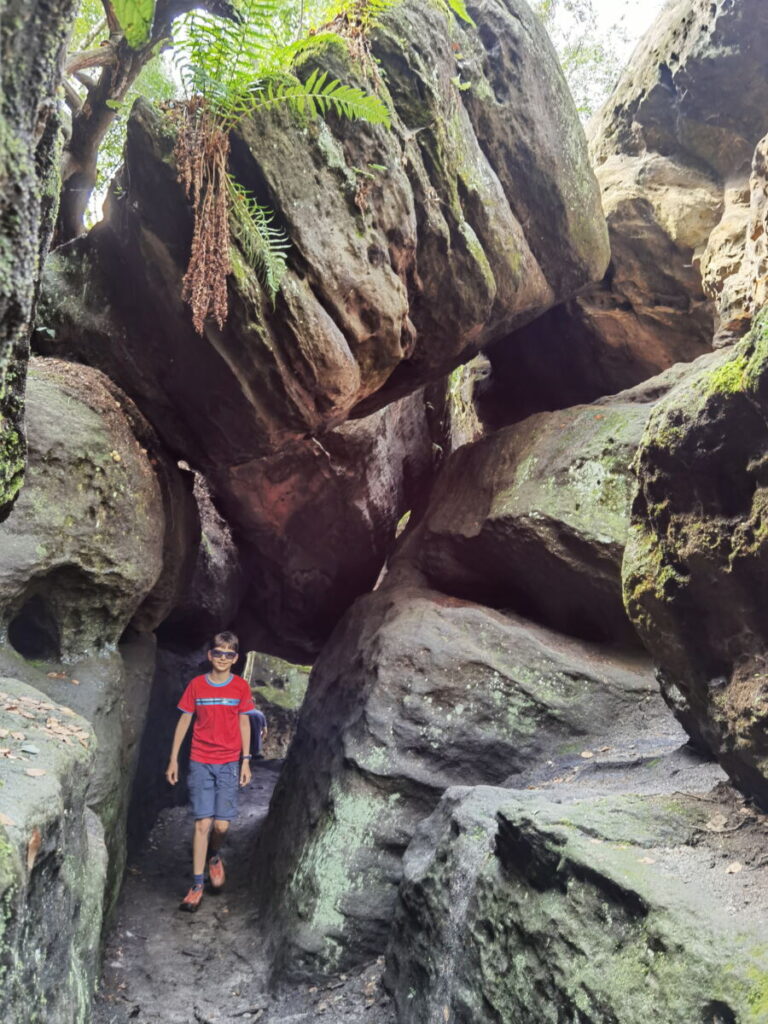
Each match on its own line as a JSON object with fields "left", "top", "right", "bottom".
{"left": 8, "top": 594, "right": 62, "bottom": 661}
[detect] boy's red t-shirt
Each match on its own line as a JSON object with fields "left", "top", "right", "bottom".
{"left": 177, "top": 674, "right": 255, "bottom": 764}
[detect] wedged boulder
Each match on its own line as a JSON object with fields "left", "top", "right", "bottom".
{"left": 229, "top": 390, "right": 433, "bottom": 657}
{"left": 247, "top": 652, "right": 311, "bottom": 759}
{"left": 37, "top": 0, "right": 607, "bottom": 456}
{"left": 386, "top": 785, "right": 768, "bottom": 1023}
{"left": 0, "top": 358, "right": 195, "bottom": 659}
{"left": 157, "top": 471, "right": 245, "bottom": 644}
{"left": 483, "top": 0, "right": 768, "bottom": 418}
{"left": 425, "top": 355, "right": 488, "bottom": 459}
{"left": 0, "top": 635, "right": 156, "bottom": 913}
{"left": 400, "top": 396, "right": 651, "bottom": 645}
{"left": 623, "top": 309, "right": 768, "bottom": 807}
{"left": 254, "top": 581, "right": 661, "bottom": 978}
{"left": 0, "top": 677, "right": 107, "bottom": 1024}
{"left": 0, "top": 0, "right": 78, "bottom": 518}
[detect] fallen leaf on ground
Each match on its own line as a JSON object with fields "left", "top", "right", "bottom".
{"left": 580, "top": 750, "right": 594, "bottom": 759}
{"left": 70, "top": 679, "right": 80, "bottom": 686}
{"left": 24, "top": 768, "right": 46, "bottom": 778}
{"left": 637, "top": 856, "right": 656, "bottom": 864}
{"left": 725, "top": 862, "right": 743, "bottom": 874}
{"left": 10, "top": 732, "right": 24, "bottom": 741}
{"left": 705, "top": 814, "right": 729, "bottom": 832}
{"left": 0, "top": 812, "right": 14, "bottom": 826}
{"left": 0, "top": 729, "right": 8, "bottom": 739}
{"left": 46, "top": 672, "right": 68, "bottom": 680}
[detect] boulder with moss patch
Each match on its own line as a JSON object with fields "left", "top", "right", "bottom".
{"left": 0, "top": 0, "right": 79, "bottom": 520}
{"left": 254, "top": 581, "right": 661, "bottom": 978}
{"left": 0, "top": 676, "right": 107, "bottom": 1023}
{"left": 386, "top": 785, "right": 768, "bottom": 1023}
{"left": 623, "top": 309, "right": 768, "bottom": 806}
{"left": 399, "top": 397, "right": 652, "bottom": 646}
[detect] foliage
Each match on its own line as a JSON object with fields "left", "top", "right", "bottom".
{"left": 170, "top": 0, "right": 393, "bottom": 332}
{"left": 112, "top": 0, "right": 156, "bottom": 46}
{"left": 535, "top": 0, "right": 627, "bottom": 118}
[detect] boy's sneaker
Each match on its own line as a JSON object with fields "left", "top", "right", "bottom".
{"left": 179, "top": 884, "right": 204, "bottom": 912}
{"left": 208, "top": 855, "right": 225, "bottom": 890}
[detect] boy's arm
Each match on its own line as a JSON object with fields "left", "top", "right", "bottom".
{"left": 239, "top": 714, "right": 252, "bottom": 786}
{"left": 165, "top": 713, "right": 193, "bottom": 785}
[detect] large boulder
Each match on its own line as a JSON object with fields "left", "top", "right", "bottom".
{"left": 0, "top": 677, "right": 107, "bottom": 1023}
{"left": 483, "top": 0, "right": 768, "bottom": 420}
{"left": 0, "top": 358, "right": 195, "bottom": 659}
{"left": 623, "top": 309, "right": 768, "bottom": 808}
{"left": 0, "top": 0, "right": 78, "bottom": 518}
{"left": 399, "top": 396, "right": 651, "bottom": 645}
{"left": 386, "top": 785, "right": 768, "bottom": 1023}
{"left": 254, "top": 581, "right": 662, "bottom": 978}
{"left": 38, "top": 0, "right": 607, "bottom": 451}
{"left": 229, "top": 390, "right": 433, "bottom": 657}
{"left": 0, "top": 636, "right": 156, "bottom": 914}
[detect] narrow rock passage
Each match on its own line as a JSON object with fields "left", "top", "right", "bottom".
{"left": 94, "top": 761, "right": 395, "bottom": 1024}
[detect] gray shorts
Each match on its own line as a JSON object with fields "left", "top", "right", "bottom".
{"left": 188, "top": 760, "right": 239, "bottom": 821}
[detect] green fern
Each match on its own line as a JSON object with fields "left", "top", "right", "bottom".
{"left": 227, "top": 174, "right": 290, "bottom": 298}
{"left": 240, "top": 68, "right": 390, "bottom": 124}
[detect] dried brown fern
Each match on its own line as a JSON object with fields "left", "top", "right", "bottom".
{"left": 171, "top": 98, "right": 232, "bottom": 334}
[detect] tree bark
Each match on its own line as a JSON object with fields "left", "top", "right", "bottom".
{"left": 55, "top": 0, "right": 240, "bottom": 244}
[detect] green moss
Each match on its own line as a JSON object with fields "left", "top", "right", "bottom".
{"left": 705, "top": 353, "right": 748, "bottom": 396}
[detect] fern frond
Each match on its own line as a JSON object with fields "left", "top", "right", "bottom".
{"left": 237, "top": 68, "right": 391, "bottom": 126}
{"left": 226, "top": 174, "right": 290, "bottom": 300}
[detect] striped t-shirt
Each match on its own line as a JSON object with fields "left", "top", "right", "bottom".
{"left": 178, "top": 674, "right": 255, "bottom": 764}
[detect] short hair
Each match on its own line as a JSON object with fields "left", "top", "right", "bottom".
{"left": 210, "top": 630, "right": 239, "bottom": 652}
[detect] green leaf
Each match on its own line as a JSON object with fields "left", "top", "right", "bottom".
{"left": 112, "top": 0, "right": 156, "bottom": 49}
{"left": 227, "top": 175, "right": 290, "bottom": 301}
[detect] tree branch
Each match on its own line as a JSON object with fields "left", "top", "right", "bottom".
{"left": 65, "top": 45, "right": 118, "bottom": 76}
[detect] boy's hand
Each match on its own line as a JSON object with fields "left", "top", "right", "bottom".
{"left": 240, "top": 760, "right": 252, "bottom": 787}
{"left": 165, "top": 760, "right": 178, "bottom": 785}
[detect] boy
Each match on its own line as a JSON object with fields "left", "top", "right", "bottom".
{"left": 165, "top": 631, "right": 255, "bottom": 912}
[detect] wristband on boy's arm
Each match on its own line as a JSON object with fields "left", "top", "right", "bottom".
{"left": 241, "top": 754, "right": 252, "bottom": 759}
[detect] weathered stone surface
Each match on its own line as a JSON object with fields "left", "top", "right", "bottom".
{"left": 622, "top": 309, "right": 768, "bottom": 806}
{"left": 247, "top": 652, "right": 311, "bottom": 759}
{"left": 0, "top": 0, "right": 78, "bottom": 519}
{"left": 158, "top": 471, "right": 245, "bottom": 644}
{"left": 700, "top": 132, "right": 768, "bottom": 344}
{"left": 0, "top": 359, "right": 180, "bottom": 659}
{"left": 425, "top": 355, "right": 488, "bottom": 459}
{"left": 254, "top": 582, "right": 660, "bottom": 978}
{"left": 402, "top": 397, "right": 651, "bottom": 645}
{"left": 228, "top": 389, "right": 433, "bottom": 657}
{"left": 0, "top": 676, "right": 107, "bottom": 1023}
{"left": 483, "top": 0, "right": 768, "bottom": 418}
{"left": 37, "top": 0, "right": 607, "bottom": 452}
{"left": 0, "top": 635, "right": 156, "bottom": 914}
{"left": 386, "top": 785, "right": 768, "bottom": 1023}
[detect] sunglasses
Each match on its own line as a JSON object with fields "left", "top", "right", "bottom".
{"left": 211, "top": 649, "right": 238, "bottom": 660}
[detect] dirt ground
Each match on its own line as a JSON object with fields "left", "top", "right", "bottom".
{"left": 93, "top": 760, "right": 395, "bottom": 1024}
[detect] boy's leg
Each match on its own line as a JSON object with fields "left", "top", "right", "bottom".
{"left": 209, "top": 819, "right": 229, "bottom": 856}
{"left": 193, "top": 817, "right": 213, "bottom": 875}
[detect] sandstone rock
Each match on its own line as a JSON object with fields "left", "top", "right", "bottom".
{"left": 0, "top": 635, "right": 156, "bottom": 913}
{"left": 0, "top": 676, "right": 107, "bottom": 1023}
{"left": 402, "top": 397, "right": 651, "bottom": 645}
{"left": 229, "top": 390, "right": 433, "bottom": 658}
{"left": 254, "top": 583, "right": 660, "bottom": 978}
{"left": 425, "top": 355, "right": 488, "bottom": 460}
{"left": 0, "top": 0, "right": 78, "bottom": 518}
{"left": 483, "top": 0, "right": 768, "bottom": 418}
{"left": 158, "top": 471, "right": 245, "bottom": 644}
{"left": 246, "top": 652, "right": 311, "bottom": 759}
{"left": 0, "top": 359, "right": 180, "bottom": 659}
{"left": 38, "top": 0, "right": 606, "bottom": 447}
{"left": 623, "top": 309, "right": 768, "bottom": 806}
{"left": 386, "top": 785, "right": 768, "bottom": 1023}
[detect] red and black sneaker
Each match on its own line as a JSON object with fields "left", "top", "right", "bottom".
{"left": 179, "top": 884, "right": 204, "bottom": 912}
{"left": 208, "top": 855, "right": 226, "bottom": 890}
